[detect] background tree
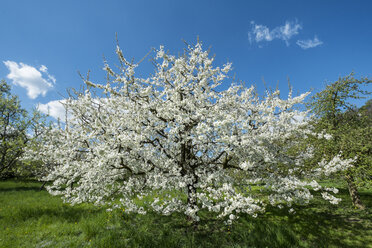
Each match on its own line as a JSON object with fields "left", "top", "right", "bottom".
{"left": 0, "top": 80, "right": 45, "bottom": 178}
{"left": 26, "top": 41, "right": 354, "bottom": 224}
{"left": 307, "top": 73, "right": 371, "bottom": 209}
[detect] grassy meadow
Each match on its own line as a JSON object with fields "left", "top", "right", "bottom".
{"left": 0, "top": 179, "right": 371, "bottom": 248}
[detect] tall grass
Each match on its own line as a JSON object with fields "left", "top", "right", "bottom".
{"left": 0, "top": 179, "right": 371, "bottom": 247}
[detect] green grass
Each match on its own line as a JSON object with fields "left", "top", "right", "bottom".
{"left": 0, "top": 179, "right": 371, "bottom": 248}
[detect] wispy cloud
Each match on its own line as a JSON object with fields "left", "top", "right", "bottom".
{"left": 37, "top": 99, "right": 66, "bottom": 121}
{"left": 296, "top": 36, "right": 323, "bottom": 49}
{"left": 248, "top": 20, "right": 302, "bottom": 46}
{"left": 3, "top": 61, "right": 54, "bottom": 99}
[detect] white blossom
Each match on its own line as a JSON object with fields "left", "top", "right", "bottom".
{"left": 24, "top": 41, "right": 353, "bottom": 223}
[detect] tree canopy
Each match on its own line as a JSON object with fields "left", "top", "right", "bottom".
{"left": 25, "top": 42, "right": 355, "bottom": 223}
{"left": 306, "top": 73, "right": 371, "bottom": 208}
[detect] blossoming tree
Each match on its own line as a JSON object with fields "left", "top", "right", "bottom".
{"left": 26, "top": 41, "right": 354, "bottom": 223}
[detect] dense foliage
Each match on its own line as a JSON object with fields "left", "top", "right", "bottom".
{"left": 0, "top": 80, "right": 44, "bottom": 178}
{"left": 306, "top": 73, "right": 371, "bottom": 208}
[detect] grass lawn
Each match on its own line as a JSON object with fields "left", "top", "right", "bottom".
{"left": 0, "top": 179, "right": 371, "bottom": 248}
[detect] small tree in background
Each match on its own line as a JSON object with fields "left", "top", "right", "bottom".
{"left": 0, "top": 80, "right": 29, "bottom": 178}
{"left": 25, "top": 41, "right": 355, "bottom": 224}
{"left": 0, "top": 80, "right": 47, "bottom": 178}
{"left": 307, "top": 73, "right": 371, "bottom": 209}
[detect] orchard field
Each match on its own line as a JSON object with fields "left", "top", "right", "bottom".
{"left": 1, "top": 179, "right": 371, "bottom": 248}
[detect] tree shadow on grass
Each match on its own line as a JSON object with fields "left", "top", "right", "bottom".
{"left": 287, "top": 207, "right": 369, "bottom": 248}
{"left": 11, "top": 204, "right": 103, "bottom": 223}
{"left": 117, "top": 210, "right": 302, "bottom": 248}
{"left": 115, "top": 198, "right": 372, "bottom": 248}
{"left": 360, "top": 190, "right": 372, "bottom": 207}
{"left": 282, "top": 188, "right": 372, "bottom": 248}
{"left": 227, "top": 203, "right": 371, "bottom": 248}
{"left": 0, "top": 186, "right": 41, "bottom": 192}
{"left": 0, "top": 179, "right": 44, "bottom": 192}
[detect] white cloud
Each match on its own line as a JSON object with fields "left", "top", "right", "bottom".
{"left": 296, "top": 36, "right": 323, "bottom": 49}
{"left": 38, "top": 99, "right": 67, "bottom": 121}
{"left": 248, "top": 20, "right": 302, "bottom": 46}
{"left": 3, "top": 61, "right": 55, "bottom": 99}
{"left": 39, "top": 65, "right": 48, "bottom": 73}
{"left": 38, "top": 97, "right": 110, "bottom": 122}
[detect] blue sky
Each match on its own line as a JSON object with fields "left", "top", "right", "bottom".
{"left": 1, "top": 0, "right": 371, "bottom": 119}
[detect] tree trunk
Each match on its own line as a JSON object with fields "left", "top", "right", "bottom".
{"left": 345, "top": 173, "right": 365, "bottom": 210}
{"left": 39, "top": 181, "right": 47, "bottom": 191}
{"left": 186, "top": 184, "right": 199, "bottom": 230}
